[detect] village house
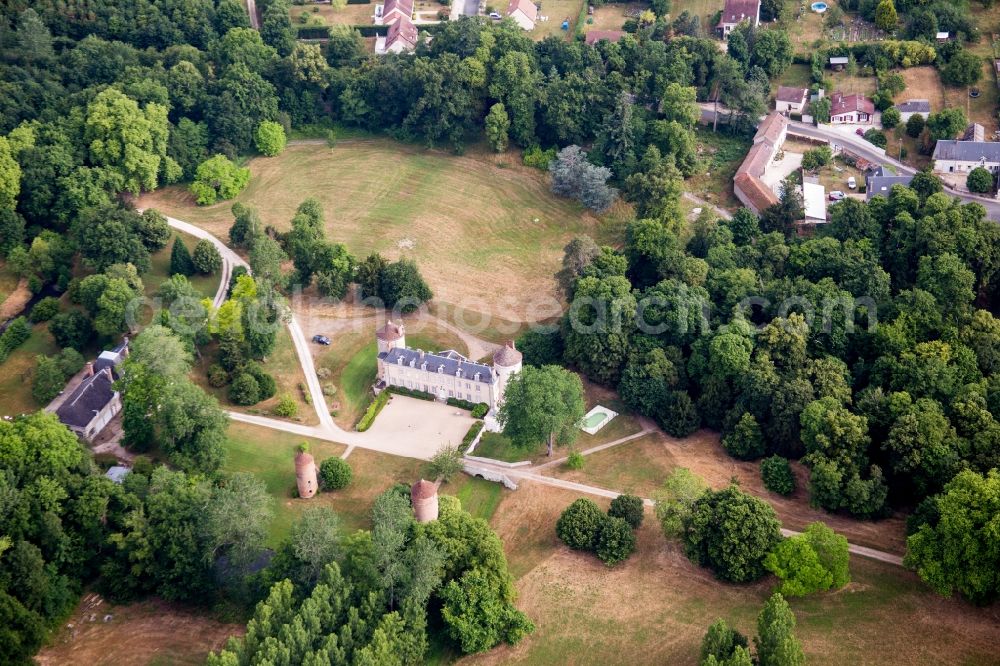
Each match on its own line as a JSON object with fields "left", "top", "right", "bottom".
{"left": 506, "top": 0, "right": 537, "bottom": 30}
{"left": 55, "top": 339, "right": 129, "bottom": 443}
{"left": 894, "top": 100, "right": 930, "bottom": 123}
{"left": 584, "top": 30, "right": 625, "bottom": 46}
{"left": 865, "top": 165, "right": 913, "bottom": 200}
{"left": 379, "top": 0, "right": 413, "bottom": 24}
{"left": 775, "top": 86, "right": 808, "bottom": 114}
{"left": 717, "top": 0, "right": 760, "bottom": 37}
{"left": 733, "top": 112, "right": 788, "bottom": 214}
{"left": 374, "top": 321, "right": 522, "bottom": 412}
{"left": 829, "top": 92, "right": 874, "bottom": 124}
{"left": 932, "top": 140, "right": 1000, "bottom": 175}
{"left": 383, "top": 15, "right": 418, "bottom": 53}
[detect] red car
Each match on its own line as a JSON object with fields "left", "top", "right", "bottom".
{"left": 855, "top": 128, "right": 865, "bottom": 136}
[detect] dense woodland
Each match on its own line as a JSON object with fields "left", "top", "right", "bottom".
{"left": 2, "top": 0, "right": 1000, "bottom": 662}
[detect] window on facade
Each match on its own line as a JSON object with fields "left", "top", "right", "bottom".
{"left": 448, "top": 390, "right": 454, "bottom": 397}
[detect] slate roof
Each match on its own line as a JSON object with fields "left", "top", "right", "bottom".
{"left": 380, "top": 347, "right": 495, "bottom": 384}
{"left": 721, "top": 0, "right": 759, "bottom": 24}
{"left": 585, "top": 30, "right": 625, "bottom": 45}
{"left": 56, "top": 370, "right": 116, "bottom": 429}
{"left": 866, "top": 175, "right": 913, "bottom": 200}
{"left": 895, "top": 99, "right": 930, "bottom": 114}
{"left": 932, "top": 140, "right": 1000, "bottom": 163}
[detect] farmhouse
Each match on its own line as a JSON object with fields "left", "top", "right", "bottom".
{"left": 894, "top": 99, "right": 930, "bottom": 123}
{"left": 775, "top": 86, "right": 808, "bottom": 114}
{"left": 506, "top": 0, "right": 537, "bottom": 30}
{"left": 829, "top": 92, "right": 874, "bottom": 124}
{"left": 384, "top": 15, "right": 418, "bottom": 53}
{"left": 717, "top": 0, "right": 760, "bottom": 37}
{"left": 932, "top": 140, "right": 1000, "bottom": 174}
{"left": 732, "top": 112, "right": 788, "bottom": 214}
{"left": 380, "top": 0, "right": 413, "bottom": 24}
{"left": 585, "top": 30, "right": 625, "bottom": 45}
{"left": 374, "top": 321, "right": 522, "bottom": 411}
{"left": 54, "top": 339, "right": 128, "bottom": 443}
{"left": 865, "top": 166, "right": 913, "bottom": 200}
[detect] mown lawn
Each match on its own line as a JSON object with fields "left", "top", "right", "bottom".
{"left": 144, "top": 231, "right": 220, "bottom": 301}
{"left": 139, "top": 139, "right": 614, "bottom": 320}
{"left": 0, "top": 323, "right": 60, "bottom": 417}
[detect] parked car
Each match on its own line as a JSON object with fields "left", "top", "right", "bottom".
{"left": 847, "top": 176, "right": 857, "bottom": 189}
{"left": 312, "top": 335, "right": 331, "bottom": 345}
{"left": 855, "top": 128, "right": 865, "bottom": 136}
{"left": 829, "top": 190, "right": 846, "bottom": 201}
{"left": 488, "top": 11, "right": 501, "bottom": 18}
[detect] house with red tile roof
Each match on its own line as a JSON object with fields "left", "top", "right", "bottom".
{"left": 381, "top": 0, "right": 413, "bottom": 25}
{"left": 718, "top": 0, "right": 759, "bottom": 37}
{"left": 829, "top": 92, "right": 874, "bottom": 124}
{"left": 384, "top": 15, "right": 418, "bottom": 53}
{"left": 506, "top": 0, "right": 537, "bottom": 30}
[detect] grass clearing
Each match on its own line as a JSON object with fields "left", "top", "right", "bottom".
{"left": 585, "top": 2, "right": 641, "bottom": 32}
{"left": 290, "top": 2, "right": 375, "bottom": 26}
{"left": 669, "top": 0, "right": 724, "bottom": 31}
{"left": 527, "top": 0, "right": 585, "bottom": 40}
{"left": 0, "top": 323, "right": 60, "bottom": 418}
{"left": 144, "top": 231, "right": 219, "bottom": 301}
{"left": 467, "top": 480, "right": 1000, "bottom": 665}
{"left": 140, "top": 140, "right": 613, "bottom": 320}
{"left": 689, "top": 128, "right": 752, "bottom": 211}
{"left": 0, "top": 260, "right": 18, "bottom": 304}
{"left": 547, "top": 433, "right": 674, "bottom": 497}
{"left": 941, "top": 62, "right": 999, "bottom": 132}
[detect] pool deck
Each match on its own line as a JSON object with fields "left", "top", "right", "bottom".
{"left": 579, "top": 405, "right": 619, "bottom": 436}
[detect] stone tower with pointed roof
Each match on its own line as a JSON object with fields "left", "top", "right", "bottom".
{"left": 295, "top": 448, "right": 318, "bottom": 499}
{"left": 492, "top": 340, "right": 523, "bottom": 408}
{"left": 376, "top": 320, "right": 406, "bottom": 355}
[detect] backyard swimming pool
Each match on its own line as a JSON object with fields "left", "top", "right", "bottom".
{"left": 810, "top": 2, "right": 828, "bottom": 12}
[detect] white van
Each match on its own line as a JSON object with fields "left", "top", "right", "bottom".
{"left": 847, "top": 176, "right": 857, "bottom": 189}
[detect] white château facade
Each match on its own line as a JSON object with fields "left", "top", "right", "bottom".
{"left": 375, "top": 321, "right": 522, "bottom": 411}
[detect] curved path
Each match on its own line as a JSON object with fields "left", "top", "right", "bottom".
{"left": 162, "top": 217, "right": 907, "bottom": 567}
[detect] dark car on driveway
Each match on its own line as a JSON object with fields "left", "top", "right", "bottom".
{"left": 312, "top": 335, "right": 331, "bottom": 345}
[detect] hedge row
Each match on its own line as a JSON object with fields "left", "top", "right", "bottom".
{"left": 462, "top": 421, "right": 484, "bottom": 447}
{"left": 388, "top": 385, "right": 435, "bottom": 401}
{"left": 296, "top": 26, "right": 332, "bottom": 39}
{"left": 346, "top": 0, "right": 371, "bottom": 4}
{"left": 357, "top": 390, "right": 390, "bottom": 431}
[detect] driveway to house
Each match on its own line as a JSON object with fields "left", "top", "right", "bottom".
{"left": 365, "top": 395, "right": 477, "bottom": 458}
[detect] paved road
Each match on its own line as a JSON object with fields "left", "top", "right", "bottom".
{"left": 698, "top": 107, "right": 1000, "bottom": 221}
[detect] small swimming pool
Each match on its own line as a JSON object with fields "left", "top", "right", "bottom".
{"left": 583, "top": 412, "right": 608, "bottom": 429}
{"left": 810, "top": 1, "right": 828, "bottom": 11}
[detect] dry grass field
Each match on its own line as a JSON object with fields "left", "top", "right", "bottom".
{"left": 290, "top": 2, "right": 375, "bottom": 26}
{"left": 140, "top": 140, "right": 614, "bottom": 321}
{"left": 526, "top": 0, "right": 585, "bottom": 40}
{"left": 585, "top": 2, "right": 641, "bottom": 32}
{"left": 460, "top": 481, "right": 1000, "bottom": 666}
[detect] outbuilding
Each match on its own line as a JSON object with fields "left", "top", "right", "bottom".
{"left": 894, "top": 99, "right": 930, "bottom": 123}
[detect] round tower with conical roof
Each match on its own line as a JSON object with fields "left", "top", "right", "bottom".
{"left": 295, "top": 446, "right": 318, "bottom": 499}
{"left": 411, "top": 479, "right": 439, "bottom": 523}
{"left": 492, "top": 340, "right": 523, "bottom": 407}
{"left": 376, "top": 320, "right": 406, "bottom": 354}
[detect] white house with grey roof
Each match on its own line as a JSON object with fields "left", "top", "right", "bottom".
{"left": 54, "top": 339, "right": 129, "bottom": 442}
{"left": 932, "top": 140, "right": 1000, "bottom": 175}
{"left": 374, "top": 321, "right": 522, "bottom": 411}
{"left": 894, "top": 100, "right": 930, "bottom": 123}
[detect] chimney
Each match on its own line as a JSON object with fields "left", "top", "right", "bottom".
{"left": 84, "top": 362, "right": 94, "bottom": 377}
{"left": 103, "top": 366, "right": 114, "bottom": 380}
{"left": 507, "top": 340, "right": 516, "bottom": 350}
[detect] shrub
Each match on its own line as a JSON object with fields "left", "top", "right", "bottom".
{"left": 254, "top": 121, "right": 287, "bottom": 157}
{"left": 191, "top": 239, "right": 222, "bottom": 275}
{"left": 428, "top": 443, "right": 464, "bottom": 482}
{"left": 207, "top": 364, "right": 229, "bottom": 388}
{"left": 566, "top": 450, "right": 585, "bottom": 470}
{"left": 881, "top": 106, "right": 901, "bottom": 129}
{"left": 722, "top": 412, "right": 766, "bottom": 460}
{"left": 319, "top": 457, "right": 353, "bottom": 490}
{"left": 56, "top": 348, "right": 85, "bottom": 377}
{"left": 522, "top": 145, "right": 557, "bottom": 170}
{"left": 967, "top": 167, "right": 994, "bottom": 194}
{"left": 447, "top": 397, "right": 478, "bottom": 410}
{"left": 229, "top": 372, "right": 261, "bottom": 405}
{"left": 683, "top": 484, "right": 782, "bottom": 583}
{"left": 863, "top": 129, "right": 887, "bottom": 148}
{"left": 761, "top": 455, "right": 796, "bottom": 495}
{"left": 462, "top": 421, "right": 484, "bottom": 447}
{"left": 800, "top": 146, "right": 832, "bottom": 171}
{"left": 764, "top": 522, "right": 850, "bottom": 596}
{"left": 596, "top": 516, "right": 636, "bottom": 566}
{"left": 49, "top": 311, "right": 93, "bottom": 350}
{"left": 609, "top": 494, "right": 644, "bottom": 529}
{"left": 0, "top": 316, "right": 31, "bottom": 362}
{"left": 388, "top": 385, "right": 435, "bottom": 401}
{"left": 357, "top": 390, "right": 389, "bottom": 431}
{"left": 471, "top": 402, "right": 489, "bottom": 418}
{"left": 244, "top": 362, "right": 276, "bottom": 400}
{"left": 29, "top": 297, "right": 60, "bottom": 323}
{"left": 905, "top": 113, "right": 925, "bottom": 138}
{"left": 661, "top": 391, "right": 700, "bottom": 437}
{"left": 273, "top": 394, "right": 298, "bottom": 417}
{"left": 556, "top": 498, "right": 605, "bottom": 551}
